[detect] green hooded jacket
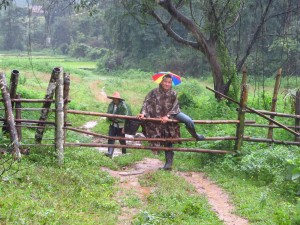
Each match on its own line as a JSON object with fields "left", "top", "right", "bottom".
{"left": 106, "top": 100, "right": 132, "bottom": 127}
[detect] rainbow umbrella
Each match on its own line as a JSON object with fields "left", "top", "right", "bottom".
{"left": 152, "top": 72, "right": 182, "bottom": 86}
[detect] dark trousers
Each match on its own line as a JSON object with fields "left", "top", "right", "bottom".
{"left": 108, "top": 125, "right": 126, "bottom": 154}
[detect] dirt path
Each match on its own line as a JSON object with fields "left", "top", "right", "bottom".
{"left": 177, "top": 171, "right": 248, "bottom": 225}
{"left": 101, "top": 158, "right": 248, "bottom": 225}
{"left": 101, "top": 158, "right": 163, "bottom": 224}
{"left": 90, "top": 81, "right": 109, "bottom": 103}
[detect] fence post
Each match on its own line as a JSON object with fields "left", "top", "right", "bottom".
{"left": 234, "top": 66, "right": 248, "bottom": 152}
{"left": 267, "top": 68, "right": 282, "bottom": 139}
{"left": 295, "top": 90, "right": 300, "bottom": 142}
{"left": 15, "top": 93, "right": 22, "bottom": 142}
{"left": 35, "top": 67, "right": 60, "bottom": 144}
{"left": 0, "top": 72, "right": 21, "bottom": 160}
{"left": 9, "top": 70, "right": 19, "bottom": 108}
{"left": 63, "top": 72, "right": 70, "bottom": 143}
{"left": 55, "top": 68, "right": 64, "bottom": 166}
{"left": 2, "top": 70, "right": 19, "bottom": 134}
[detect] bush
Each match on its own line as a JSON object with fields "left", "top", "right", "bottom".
{"left": 69, "top": 43, "right": 90, "bottom": 58}
{"left": 288, "top": 156, "right": 300, "bottom": 195}
{"left": 239, "top": 146, "right": 295, "bottom": 185}
{"left": 178, "top": 92, "right": 196, "bottom": 108}
{"left": 87, "top": 48, "right": 108, "bottom": 60}
{"left": 60, "top": 43, "right": 69, "bottom": 55}
{"left": 104, "top": 51, "right": 125, "bottom": 71}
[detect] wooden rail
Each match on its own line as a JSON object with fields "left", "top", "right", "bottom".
{"left": 244, "top": 137, "right": 300, "bottom": 146}
{"left": 206, "top": 86, "right": 300, "bottom": 137}
{"left": 64, "top": 143, "right": 235, "bottom": 154}
{"left": 0, "top": 99, "right": 56, "bottom": 103}
{"left": 66, "top": 110, "right": 255, "bottom": 124}
{"left": 66, "top": 127, "right": 237, "bottom": 142}
{"left": 244, "top": 109, "right": 300, "bottom": 119}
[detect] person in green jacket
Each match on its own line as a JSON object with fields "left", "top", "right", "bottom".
{"left": 105, "top": 91, "right": 131, "bottom": 158}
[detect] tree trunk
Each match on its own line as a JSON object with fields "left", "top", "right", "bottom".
{"left": 206, "top": 43, "right": 227, "bottom": 98}
{"left": 153, "top": 0, "right": 228, "bottom": 98}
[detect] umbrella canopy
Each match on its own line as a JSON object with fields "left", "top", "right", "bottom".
{"left": 152, "top": 72, "right": 182, "bottom": 86}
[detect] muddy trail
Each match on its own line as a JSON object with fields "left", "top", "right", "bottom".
{"left": 101, "top": 158, "right": 249, "bottom": 225}
{"left": 82, "top": 120, "right": 248, "bottom": 225}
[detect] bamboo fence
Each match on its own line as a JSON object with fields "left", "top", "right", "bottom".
{"left": 0, "top": 67, "right": 299, "bottom": 165}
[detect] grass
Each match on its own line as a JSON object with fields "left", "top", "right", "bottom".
{"left": 0, "top": 147, "right": 119, "bottom": 224}
{"left": 1, "top": 53, "right": 300, "bottom": 224}
{"left": 134, "top": 172, "right": 223, "bottom": 225}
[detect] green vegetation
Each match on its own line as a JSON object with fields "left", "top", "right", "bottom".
{"left": 0, "top": 55, "right": 300, "bottom": 224}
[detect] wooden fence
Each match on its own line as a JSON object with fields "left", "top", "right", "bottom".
{"left": 0, "top": 67, "right": 299, "bottom": 165}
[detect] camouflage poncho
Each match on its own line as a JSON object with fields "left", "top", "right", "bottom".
{"left": 140, "top": 85, "right": 181, "bottom": 141}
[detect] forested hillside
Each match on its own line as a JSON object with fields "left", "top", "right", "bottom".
{"left": 0, "top": 0, "right": 299, "bottom": 82}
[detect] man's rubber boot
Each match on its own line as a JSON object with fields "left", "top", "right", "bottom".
{"left": 161, "top": 151, "right": 174, "bottom": 170}
{"left": 105, "top": 147, "right": 114, "bottom": 158}
{"left": 186, "top": 127, "right": 205, "bottom": 141}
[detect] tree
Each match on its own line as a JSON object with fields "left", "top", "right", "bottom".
{"left": 92, "top": 0, "right": 297, "bottom": 99}
{"left": 0, "top": 5, "right": 27, "bottom": 50}
{"left": 0, "top": 0, "right": 12, "bottom": 10}
{"left": 31, "top": 0, "right": 76, "bottom": 47}
{"left": 120, "top": 0, "right": 284, "bottom": 98}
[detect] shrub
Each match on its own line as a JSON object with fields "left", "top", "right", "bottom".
{"left": 104, "top": 51, "right": 125, "bottom": 71}
{"left": 60, "top": 43, "right": 69, "bottom": 55}
{"left": 239, "top": 146, "right": 295, "bottom": 185}
{"left": 288, "top": 156, "right": 300, "bottom": 195}
{"left": 178, "top": 92, "right": 195, "bottom": 108}
{"left": 69, "top": 43, "right": 90, "bottom": 58}
{"left": 87, "top": 48, "right": 108, "bottom": 60}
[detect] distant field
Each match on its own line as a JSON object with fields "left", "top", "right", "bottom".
{"left": 0, "top": 53, "right": 97, "bottom": 69}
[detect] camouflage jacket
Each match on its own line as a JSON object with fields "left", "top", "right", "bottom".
{"left": 140, "top": 85, "right": 180, "bottom": 140}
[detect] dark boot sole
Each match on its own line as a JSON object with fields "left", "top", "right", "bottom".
{"left": 105, "top": 153, "right": 112, "bottom": 158}
{"left": 159, "top": 167, "right": 172, "bottom": 171}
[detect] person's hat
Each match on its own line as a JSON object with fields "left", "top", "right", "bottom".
{"left": 107, "top": 91, "right": 124, "bottom": 101}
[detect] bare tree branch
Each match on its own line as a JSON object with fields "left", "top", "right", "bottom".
{"left": 237, "top": 0, "right": 274, "bottom": 71}
{"left": 149, "top": 10, "right": 200, "bottom": 49}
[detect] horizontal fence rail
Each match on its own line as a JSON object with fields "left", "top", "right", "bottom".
{"left": 244, "top": 137, "right": 300, "bottom": 145}
{"left": 64, "top": 143, "right": 235, "bottom": 154}
{"left": 0, "top": 98, "right": 56, "bottom": 103}
{"left": 206, "top": 86, "right": 300, "bottom": 137}
{"left": 0, "top": 107, "right": 57, "bottom": 111}
{"left": 244, "top": 109, "right": 300, "bottom": 119}
{"left": 66, "top": 127, "right": 238, "bottom": 142}
{"left": 246, "top": 124, "right": 300, "bottom": 129}
{"left": 66, "top": 109, "right": 255, "bottom": 124}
